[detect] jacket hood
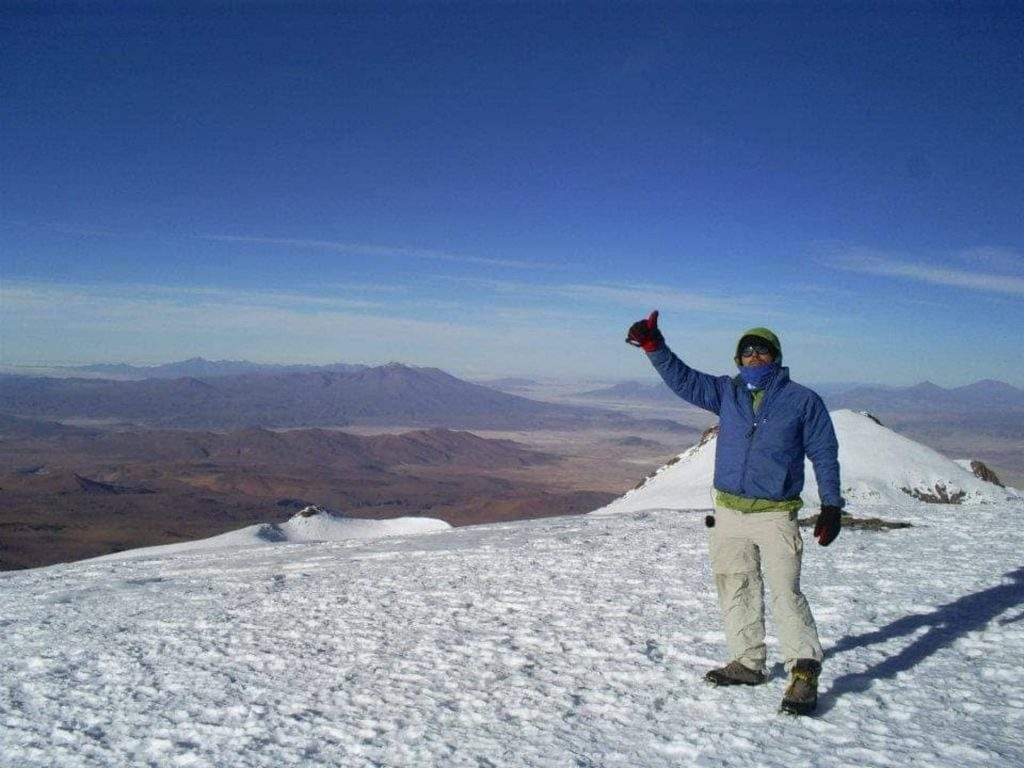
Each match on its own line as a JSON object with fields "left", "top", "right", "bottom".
{"left": 735, "top": 327, "right": 782, "bottom": 367}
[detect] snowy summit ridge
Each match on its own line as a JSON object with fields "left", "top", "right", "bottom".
{"left": 592, "top": 409, "right": 1021, "bottom": 516}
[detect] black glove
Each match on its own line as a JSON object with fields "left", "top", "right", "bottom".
{"left": 625, "top": 310, "right": 664, "bottom": 352}
{"left": 814, "top": 505, "right": 842, "bottom": 546}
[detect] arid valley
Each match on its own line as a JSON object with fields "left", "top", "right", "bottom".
{"left": 2, "top": 360, "right": 1020, "bottom": 571}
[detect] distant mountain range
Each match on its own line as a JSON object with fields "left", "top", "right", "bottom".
{"left": 576, "top": 381, "right": 680, "bottom": 403}
{"left": 0, "top": 363, "right": 689, "bottom": 432}
{"left": 826, "top": 379, "right": 1024, "bottom": 412}
{"left": 52, "top": 357, "right": 369, "bottom": 380}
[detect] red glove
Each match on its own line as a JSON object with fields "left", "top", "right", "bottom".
{"left": 626, "top": 310, "right": 664, "bottom": 352}
{"left": 814, "top": 505, "right": 842, "bottom": 546}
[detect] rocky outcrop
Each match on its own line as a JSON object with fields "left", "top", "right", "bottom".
{"left": 859, "top": 411, "right": 884, "bottom": 426}
{"left": 697, "top": 424, "right": 720, "bottom": 447}
{"left": 900, "top": 483, "right": 966, "bottom": 504}
{"left": 968, "top": 460, "right": 1004, "bottom": 488}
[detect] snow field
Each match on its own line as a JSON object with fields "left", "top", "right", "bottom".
{"left": 2, "top": 502, "right": 1023, "bottom": 767}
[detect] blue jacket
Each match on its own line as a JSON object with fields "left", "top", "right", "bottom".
{"left": 647, "top": 346, "right": 844, "bottom": 508}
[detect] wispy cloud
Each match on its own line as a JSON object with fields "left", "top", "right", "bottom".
{"left": 955, "top": 246, "right": 1024, "bottom": 273}
{"left": 203, "top": 235, "right": 551, "bottom": 270}
{"left": 4, "top": 222, "right": 557, "bottom": 271}
{"left": 432, "top": 275, "right": 782, "bottom": 317}
{"left": 0, "top": 276, "right": 964, "bottom": 381}
{"left": 1, "top": 219, "right": 153, "bottom": 239}
{"left": 554, "top": 283, "right": 778, "bottom": 315}
{"left": 0, "top": 279, "right": 490, "bottom": 364}
{"left": 830, "top": 248, "right": 1024, "bottom": 297}
{"left": 0, "top": 280, "right": 387, "bottom": 313}
{"left": 0, "top": 278, "right": 633, "bottom": 375}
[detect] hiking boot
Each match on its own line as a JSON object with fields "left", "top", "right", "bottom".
{"left": 704, "top": 660, "right": 767, "bottom": 687}
{"left": 780, "top": 658, "right": 821, "bottom": 715}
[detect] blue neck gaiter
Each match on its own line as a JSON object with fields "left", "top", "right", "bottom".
{"left": 739, "top": 362, "right": 779, "bottom": 389}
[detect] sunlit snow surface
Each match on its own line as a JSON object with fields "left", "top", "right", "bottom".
{"left": 89, "top": 510, "right": 452, "bottom": 563}
{"left": 2, "top": 502, "right": 1023, "bottom": 767}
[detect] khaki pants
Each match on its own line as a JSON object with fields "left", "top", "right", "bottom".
{"left": 709, "top": 505, "right": 823, "bottom": 673}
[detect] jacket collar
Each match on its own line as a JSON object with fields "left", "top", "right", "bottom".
{"left": 768, "top": 365, "right": 790, "bottom": 392}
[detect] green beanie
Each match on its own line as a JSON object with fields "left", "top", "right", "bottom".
{"left": 735, "top": 327, "right": 782, "bottom": 367}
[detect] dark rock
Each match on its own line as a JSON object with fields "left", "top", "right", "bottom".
{"left": 860, "top": 412, "right": 884, "bottom": 426}
{"left": 697, "top": 424, "right": 720, "bottom": 447}
{"left": 899, "top": 483, "right": 966, "bottom": 504}
{"left": 968, "top": 460, "right": 1004, "bottom": 487}
{"left": 800, "top": 513, "right": 912, "bottom": 531}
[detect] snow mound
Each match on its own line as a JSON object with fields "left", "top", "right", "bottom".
{"left": 92, "top": 505, "right": 451, "bottom": 562}
{"left": 593, "top": 409, "right": 1022, "bottom": 516}
{"left": 278, "top": 505, "right": 452, "bottom": 541}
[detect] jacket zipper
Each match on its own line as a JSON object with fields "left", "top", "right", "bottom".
{"left": 739, "top": 389, "right": 757, "bottom": 494}
{"left": 738, "top": 372, "right": 784, "bottom": 494}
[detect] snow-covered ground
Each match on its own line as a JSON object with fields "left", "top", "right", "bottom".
{"left": 2, "top": 411, "right": 1023, "bottom": 767}
{"left": 2, "top": 508, "right": 1023, "bottom": 766}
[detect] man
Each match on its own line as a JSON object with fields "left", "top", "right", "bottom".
{"left": 627, "top": 310, "right": 843, "bottom": 715}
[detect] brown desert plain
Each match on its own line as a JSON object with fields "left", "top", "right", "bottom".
{"left": 0, "top": 415, "right": 701, "bottom": 570}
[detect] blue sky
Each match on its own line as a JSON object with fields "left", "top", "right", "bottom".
{"left": 2, "top": 3, "right": 1022, "bottom": 385}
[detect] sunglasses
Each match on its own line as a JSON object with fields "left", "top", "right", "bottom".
{"left": 740, "top": 344, "right": 774, "bottom": 358}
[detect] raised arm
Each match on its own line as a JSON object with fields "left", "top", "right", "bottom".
{"left": 626, "top": 310, "right": 724, "bottom": 415}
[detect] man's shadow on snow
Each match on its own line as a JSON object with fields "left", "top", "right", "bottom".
{"left": 817, "top": 565, "right": 1024, "bottom": 714}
